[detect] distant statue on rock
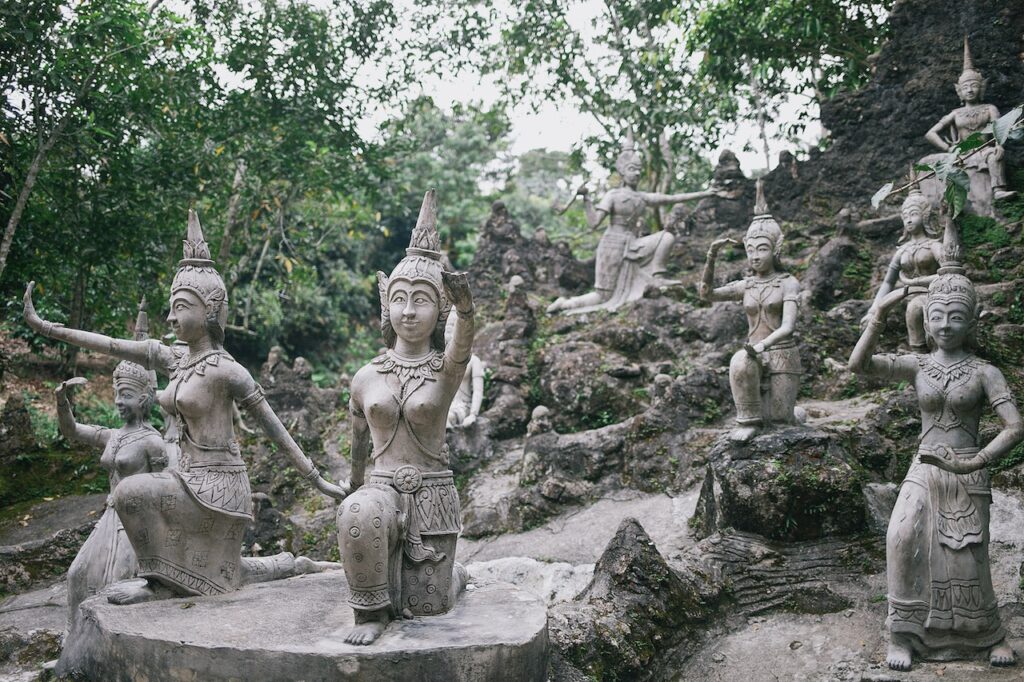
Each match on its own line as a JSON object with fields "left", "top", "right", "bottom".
{"left": 922, "top": 37, "right": 1015, "bottom": 216}
{"left": 863, "top": 174, "right": 942, "bottom": 352}
{"left": 445, "top": 315, "right": 484, "bottom": 429}
{"left": 547, "top": 134, "right": 717, "bottom": 314}
{"left": 58, "top": 303, "right": 167, "bottom": 633}
{"left": 698, "top": 180, "right": 802, "bottom": 443}
{"left": 24, "top": 211, "right": 344, "bottom": 609}
{"left": 339, "top": 190, "right": 474, "bottom": 645}
{"left": 849, "top": 211, "right": 1023, "bottom": 672}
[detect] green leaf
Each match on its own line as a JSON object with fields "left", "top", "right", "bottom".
{"left": 913, "top": 163, "right": 933, "bottom": 173}
{"left": 871, "top": 182, "right": 893, "bottom": 209}
{"left": 993, "top": 106, "right": 1022, "bottom": 145}
{"left": 953, "top": 131, "right": 986, "bottom": 153}
{"left": 944, "top": 181, "right": 967, "bottom": 219}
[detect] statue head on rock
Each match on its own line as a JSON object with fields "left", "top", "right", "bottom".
{"left": 899, "top": 171, "right": 937, "bottom": 241}
{"left": 377, "top": 190, "right": 451, "bottom": 351}
{"left": 170, "top": 210, "right": 228, "bottom": 348}
{"left": 955, "top": 37, "right": 985, "bottom": 104}
{"left": 614, "top": 133, "right": 643, "bottom": 188}
{"left": 743, "top": 179, "right": 785, "bottom": 274}
{"left": 112, "top": 300, "right": 157, "bottom": 422}
{"left": 924, "top": 219, "right": 977, "bottom": 350}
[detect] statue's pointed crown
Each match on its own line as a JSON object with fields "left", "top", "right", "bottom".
{"left": 745, "top": 179, "right": 784, "bottom": 251}
{"left": 181, "top": 209, "right": 214, "bottom": 265}
{"left": 171, "top": 209, "right": 228, "bottom": 329}
{"left": 960, "top": 36, "right": 982, "bottom": 82}
{"left": 928, "top": 210, "right": 975, "bottom": 313}
{"left": 615, "top": 129, "right": 641, "bottom": 173}
{"left": 406, "top": 189, "right": 442, "bottom": 258}
{"left": 113, "top": 296, "right": 157, "bottom": 391}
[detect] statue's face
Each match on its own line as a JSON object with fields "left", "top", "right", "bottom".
{"left": 167, "top": 290, "right": 207, "bottom": 343}
{"left": 901, "top": 203, "right": 925, "bottom": 232}
{"left": 957, "top": 76, "right": 981, "bottom": 102}
{"left": 745, "top": 237, "right": 775, "bottom": 275}
{"left": 389, "top": 279, "right": 439, "bottom": 346}
{"left": 114, "top": 382, "right": 149, "bottom": 421}
{"left": 622, "top": 162, "right": 642, "bottom": 187}
{"left": 926, "top": 299, "right": 973, "bottom": 350}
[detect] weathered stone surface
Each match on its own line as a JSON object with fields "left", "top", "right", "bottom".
{"left": 60, "top": 572, "right": 548, "bottom": 682}
{"left": 0, "top": 582, "right": 65, "bottom": 679}
{"left": 692, "top": 427, "right": 870, "bottom": 542}
{"left": 0, "top": 394, "right": 36, "bottom": 465}
{"left": 549, "top": 518, "right": 719, "bottom": 681}
{"left": 465, "top": 557, "right": 593, "bottom": 605}
{"left": 0, "top": 495, "right": 105, "bottom": 595}
{"left": 446, "top": 417, "right": 495, "bottom": 476}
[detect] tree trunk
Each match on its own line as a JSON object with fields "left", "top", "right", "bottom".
{"left": 60, "top": 268, "right": 87, "bottom": 375}
{"left": 217, "top": 159, "right": 247, "bottom": 263}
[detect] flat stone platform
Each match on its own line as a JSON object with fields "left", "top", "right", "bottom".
{"left": 63, "top": 571, "right": 548, "bottom": 681}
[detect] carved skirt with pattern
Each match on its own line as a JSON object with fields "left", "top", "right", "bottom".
{"left": 337, "top": 468, "right": 461, "bottom": 617}
{"left": 111, "top": 442, "right": 253, "bottom": 597}
{"left": 886, "top": 446, "right": 1004, "bottom": 652}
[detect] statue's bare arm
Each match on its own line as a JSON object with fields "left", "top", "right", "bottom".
{"left": 54, "top": 379, "right": 109, "bottom": 448}
{"left": 849, "top": 288, "right": 921, "bottom": 379}
{"left": 698, "top": 238, "right": 743, "bottom": 302}
{"left": 442, "top": 271, "right": 475, "bottom": 368}
{"left": 641, "top": 189, "right": 713, "bottom": 206}
{"left": 925, "top": 112, "right": 958, "bottom": 151}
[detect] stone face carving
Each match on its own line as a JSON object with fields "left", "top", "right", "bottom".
{"left": 921, "top": 38, "right": 1016, "bottom": 216}
{"left": 698, "top": 180, "right": 802, "bottom": 443}
{"left": 339, "top": 189, "right": 474, "bottom": 645}
{"left": 24, "top": 211, "right": 344, "bottom": 608}
{"left": 848, "top": 213, "right": 1024, "bottom": 671}
{"left": 864, "top": 176, "right": 942, "bottom": 351}
{"left": 445, "top": 315, "right": 484, "bottom": 428}
{"left": 547, "top": 136, "right": 715, "bottom": 314}
{"left": 59, "top": 303, "right": 167, "bottom": 632}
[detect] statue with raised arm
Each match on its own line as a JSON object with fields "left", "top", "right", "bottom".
{"left": 547, "top": 135, "right": 715, "bottom": 314}
{"left": 922, "top": 38, "right": 1015, "bottom": 215}
{"left": 444, "top": 315, "right": 484, "bottom": 428}
{"left": 863, "top": 173, "right": 942, "bottom": 352}
{"left": 338, "top": 190, "right": 473, "bottom": 645}
{"left": 848, "top": 211, "right": 1023, "bottom": 671}
{"left": 698, "top": 180, "right": 802, "bottom": 443}
{"left": 60, "top": 302, "right": 167, "bottom": 633}
{"left": 24, "top": 210, "right": 345, "bottom": 607}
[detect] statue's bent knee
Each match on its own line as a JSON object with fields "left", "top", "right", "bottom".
{"left": 337, "top": 486, "right": 401, "bottom": 612}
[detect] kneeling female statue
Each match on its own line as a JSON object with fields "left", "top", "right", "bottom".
{"left": 338, "top": 189, "right": 474, "bottom": 644}
{"left": 849, "top": 211, "right": 1023, "bottom": 671}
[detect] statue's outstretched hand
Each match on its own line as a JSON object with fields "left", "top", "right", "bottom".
{"left": 55, "top": 376, "right": 88, "bottom": 401}
{"left": 314, "top": 475, "right": 350, "bottom": 501}
{"left": 442, "top": 271, "right": 474, "bottom": 314}
{"left": 707, "top": 237, "right": 738, "bottom": 259}
{"left": 575, "top": 183, "right": 589, "bottom": 196}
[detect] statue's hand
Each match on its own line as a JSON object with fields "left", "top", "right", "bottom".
{"left": 23, "top": 282, "right": 55, "bottom": 334}
{"left": 314, "top": 475, "right": 350, "bottom": 501}
{"left": 575, "top": 184, "right": 589, "bottom": 197}
{"left": 442, "top": 271, "right": 474, "bottom": 314}
{"left": 919, "top": 444, "right": 981, "bottom": 474}
{"left": 707, "top": 237, "right": 738, "bottom": 258}
{"left": 55, "top": 376, "right": 88, "bottom": 400}
{"left": 462, "top": 414, "right": 477, "bottom": 427}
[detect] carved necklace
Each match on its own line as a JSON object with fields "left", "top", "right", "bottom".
{"left": 373, "top": 349, "right": 444, "bottom": 398}
{"left": 918, "top": 354, "right": 980, "bottom": 437}
{"left": 957, "top": 105, "right": 990, "bottom": 134}
{"left": 172, "top": 349, "right": 230, "bottom": 384}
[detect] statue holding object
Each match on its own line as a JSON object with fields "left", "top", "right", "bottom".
{"left": 849, "top": 210, "right": 1023, "bottom": 671}
{"left": 339, "top": 190, "right": 474, "bottom": 645}
{"left": 24, "top": 210, "right": 345, "bottom": 608}
{"left": 547, "top": 135, "right": 717, "bottom": 314}
{"left": 698, "top": 180, "right": 802, "bottom": 443}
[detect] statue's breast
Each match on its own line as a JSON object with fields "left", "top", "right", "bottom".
{"left": 954, "top": 107, "right": 991, "bottom": 135}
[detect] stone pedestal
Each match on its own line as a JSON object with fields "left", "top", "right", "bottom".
{"left": 59, "top": 572, "right": 548, "bottom": 681}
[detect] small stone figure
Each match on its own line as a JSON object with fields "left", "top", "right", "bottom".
{"left": 698, "top": 180, "right": 802, "bottom": 442}
{"left": 338, "top": 190, "right": 474, "bottom": 645}
{"left": 24, "top": 210, "right": 344, "bottom": 607}
{"left": 848, "top": 212, "right": 1023, "bottom": 671}
{"left": 59, "top": 305, "right": 167, "bottom": 633}
{"left": 547, "top": 135, "right": 716, "bottom": 314}
{"left": 923, "top": 38, "right": 1015, "bottom": 215}
{"left": 445, "top": 316, "right": 484, "bottom": 428}
{"left": 863, "top": 175, "right": 942, "bottom": 351}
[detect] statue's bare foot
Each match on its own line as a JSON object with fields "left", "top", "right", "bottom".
{"left": 994, "top": 189, "right": 1017, "bottom": 201}
{"left": 295, "top": 556, "right": 342, "bottom": 574}
{"left": 344, "top": 610, "right": 390, "bottom": 645}
{"left": 546, "top": 297, "right": 566, "bottom": 314}
{"left": 886, "top": 635, "right": 912, "bottom": 671}
{"left": 106, "top": 579, "right": 175, "bottom": 605}
{"left": 728, "top": 425, "right": 759, "bottom": 443}
{"left": 990, "top": 640, "right": 1015, "bottom": 666}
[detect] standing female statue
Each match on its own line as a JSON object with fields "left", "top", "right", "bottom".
{"left": 338, "top": 190, "right": 474, "bottom": 645}
{"left": 849, "top": 213, "right": 1023, "bottom": 671}
{"left": 547, "top": 135, "right": 716, "bottom": 314}
{"left": 24, "top": 210, "right": 344, "bottom": 605}
{"left": 58, "top": 304, "right": 167, "bottom": 631}
{"left": 698, "top": 180, "right": 802, "bottom": 442}
{"left": 863, "top": 178, "right": 942, "bottom": 352}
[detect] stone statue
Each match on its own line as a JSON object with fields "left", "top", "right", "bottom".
{"left": 547, "top": 135, "right": 716, "bottom": 314}
{"left": 698, "top": 180, "right": 802, "bottom": 442}
{"left": 445, "top": 315, "right": 484, "bottom": 428}
{"left": 338, "top": 189, "right": 474, "bottom": 645}
{"left": 848, "top": 212, "right": 1023, "bottom": 671}
{"left": 922, "top": 38, "right": 1015, "bottom": 216}
{"left": 59, "top": 303, "right": 167, "bottom": 632}
{"left": 24, "top": 210, "right": 345, "bottom": 606}
{"left": 863, "top": 174, "right": 942, "bottom": 351}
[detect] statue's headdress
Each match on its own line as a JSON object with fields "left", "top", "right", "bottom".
{"left": 958, "top": 36, "right": 983, "bottom": 84}
{"left": 113, "top": 297, "right": 158, "bottom": 394}
{"left": 377, "top": 190, "right": 450, "bottom": 350}
{"left": 744, "top": 179, "right": 784, "bottom": 255}
{"left": 614, "top": 131, "right": 642, "bottom": 175}
{"left": 927, "top": 212, "right": 976, "bottom": 315}
{"left": 171, "top": 210, "right": 228, "bottom": 344}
